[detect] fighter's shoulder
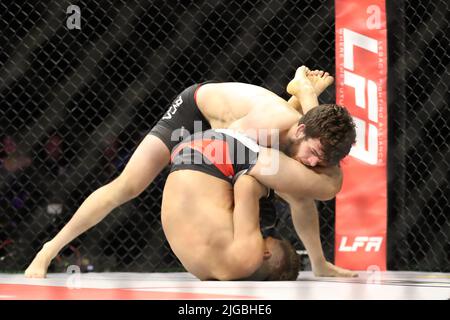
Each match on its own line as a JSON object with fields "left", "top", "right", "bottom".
{"left": 197, "top": 82, "right": 274, "bottom": 97}
{"left": 248, "top": 101, "right": 300, "bottom": 125}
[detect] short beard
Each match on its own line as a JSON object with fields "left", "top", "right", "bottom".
{"left": 281, "top": 137, "right": 303, "bottom": 158}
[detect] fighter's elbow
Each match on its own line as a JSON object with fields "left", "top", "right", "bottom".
{"left": 315, "top": 168, "right": 343, "bottom": 201}
{"left": 333, "top": 175, "right": 344, "bottom": 194}
{"left": 316, "top": 192, "right": 335, "bottom": 202}
{"left": 315, "top": 183, "right": 340, "bottom": 201}
{"left": 327, "top": 172, "right": 343, "bottom": 199}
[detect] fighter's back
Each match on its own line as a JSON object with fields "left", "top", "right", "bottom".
{"left": 161, "top": 170, "right": 236, "bottom": 280}
{"left": 195, "top": 82, "right": 298, "bottom": 129}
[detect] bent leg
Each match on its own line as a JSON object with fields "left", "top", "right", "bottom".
{"left": 118, "top": 134, "right": 170, "bottom": 197}
{"left": 25, "top": 134, "right": 170, "bottom": 278}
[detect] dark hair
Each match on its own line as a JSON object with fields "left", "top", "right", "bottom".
{"left": 298, "top": 104, "right": 356, "bottom": 166}
{"left": 266, "top": 239, "right": 301, "bottom": 281}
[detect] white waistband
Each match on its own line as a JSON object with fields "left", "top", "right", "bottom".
{"left": 214, "top": 129, "right": 260, "bottom": 153}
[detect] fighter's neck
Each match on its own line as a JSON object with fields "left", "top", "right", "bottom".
{"left": 251, "top": 128, "right": 290, "bottom": 149}
{"left": 277, "top": 129, "right": 290, "bottom": 149}
{"left": 213, "top": 128, "right": 289, "bottom": 149}
{"left": 257, "top": 128, "right": 289, "bottom": 150}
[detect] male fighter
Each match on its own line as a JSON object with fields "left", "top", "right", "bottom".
{"left": 162, "top": 127, "right": 301, "bottom": 280}
{"left": 25, "top": 67, "right": 357, "bottom": 278}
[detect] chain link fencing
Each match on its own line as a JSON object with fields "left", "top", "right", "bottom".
{"left": 0, "top": 0, "right": 448, "bottom": 273}
{"left": 387, "top": 0, "right": 449, "bottom": 271}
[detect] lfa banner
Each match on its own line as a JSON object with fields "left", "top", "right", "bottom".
{"left": 335, "top": 0, "right": 388, "bottom": 271}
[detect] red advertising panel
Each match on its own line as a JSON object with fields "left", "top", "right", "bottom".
{"left": 335, "top": 0, "right": 388, "bottom": 270}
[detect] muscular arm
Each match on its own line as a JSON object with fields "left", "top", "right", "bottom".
{"left": 256, "top": 155, "right": 358, "bottom": 278}
{"left": 274, "top": 194, "right": 358, "bottom": 277}
{"left": 221, "top": 176, "right": 266, "bottom": 279}
{"left": 246, "top": 148, "right": 346, "bottom": 277}
{"left": 248, "top": 147, "right": 342, "bottom": 201}
{"left": 275, "top": 194, "right": 325, "bottom": 265}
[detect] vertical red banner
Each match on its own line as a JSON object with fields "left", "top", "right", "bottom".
{"left": 335, "top": 0, "right": 388, "bottom": 270}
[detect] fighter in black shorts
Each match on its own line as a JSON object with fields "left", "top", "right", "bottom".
{"left": 162, "top": 128, "right": 299, "bottom": 280}
{"left": 26, "top": 68, "right": 358, "bottom": 279}
{"left": 150, "top": 83, "right": 280, "bottom": 235}
{"left": 170, "top": 129, "right": 260, "bottom": 184}
{"left": 149, "top": 82, "right": 215, "bottom": 152}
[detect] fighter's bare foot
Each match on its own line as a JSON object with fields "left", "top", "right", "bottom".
{"left": 286, "top": 66, "right": 315, "bottom": 96}
{"left": 24, "top": 250, "right": 52, "bottom": 278}
{"left": 287, "top": 66, "right": 334, "bottom": 97}
{"left": 306, "top": 69, "right": 334, "bottom": 96}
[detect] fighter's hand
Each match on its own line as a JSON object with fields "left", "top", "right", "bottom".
{"left": 286, "top": 66, "right": 315, "bottom": 96}
{"left": 312, "top": 260, "right": 358, "bottom": 278}
{"left": 24, "top": 247, "right": 53, "bottom": 278}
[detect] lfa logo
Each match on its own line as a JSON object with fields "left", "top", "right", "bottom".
{"left": 66, "top": 5, "right": 81, "bottom": 30}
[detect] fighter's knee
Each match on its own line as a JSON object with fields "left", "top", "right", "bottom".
{"left": 110, "top": 175, "right": 144, "bottom": 203}
{"left": 123, "top": 180, "right": 144, "bottom": 200}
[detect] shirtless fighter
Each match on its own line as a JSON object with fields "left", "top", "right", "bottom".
{"left": 163, "top": 129, "right": 301, "bottom": 280}
{"left": 25, "top": 66, "right": 357, "bottom": 278}
{"left": 163, "top": 110, "right": 356, "bottom": 280}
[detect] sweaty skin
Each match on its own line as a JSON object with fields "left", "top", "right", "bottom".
{"left": 197, "top": 82, "right": 297, "bottom": 129}
{"left": 25, "top": 68, "right": 356, "bottom": 279}
{"left": 162, "top": 171, "right": 269, "bottom": 281}
{"left": 196, "top": 82, "right": 300, "bottom": 148}
{"left": 162, "top": 129, "right": 356, "bottom": 280}
{"left": 197, "top": 66, "right": 335, "bottom": 131}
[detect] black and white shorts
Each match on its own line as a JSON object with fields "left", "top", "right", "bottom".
{"left": 148, "top": 81, "right": 214, "bottom": 152}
